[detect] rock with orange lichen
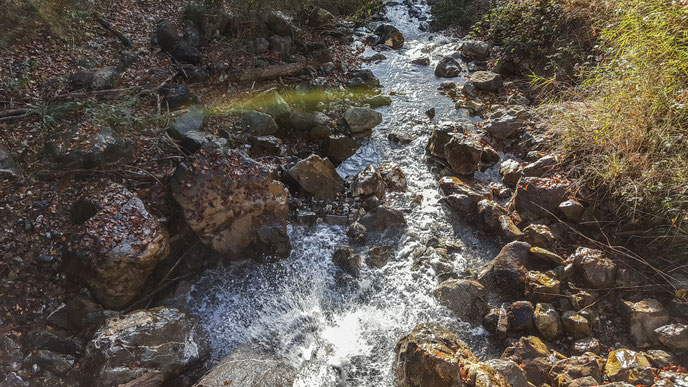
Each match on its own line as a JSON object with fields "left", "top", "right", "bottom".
{"left": 170, "top": 143, "right": 290, "bottom": 260}
{"left": 394, "top": 323, "right": 478, "bottom": 387}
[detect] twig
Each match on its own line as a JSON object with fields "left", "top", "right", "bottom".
{"left": 95, "top": 14, "right": 133, "bottom": 48}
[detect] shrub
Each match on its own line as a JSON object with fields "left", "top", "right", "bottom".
{"left": 545, "top": 0, "right": 688, "bottom": 256}
{"left": 472, "top": 0, "right": 598, "bottom": 78}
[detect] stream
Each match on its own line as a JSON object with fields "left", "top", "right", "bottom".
{"left": 182, "top": 1, "right": 503, "bottom": 385}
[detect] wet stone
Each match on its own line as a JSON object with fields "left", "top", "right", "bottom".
{"left": 605, "top": 349, "right": 654, "bottom": 385}
{"left": 572, "top": 337, "right": 601, "bottom": 356}
{"left": 435, "top": 56, "right": 462, "bottom": 78}
{"left": 524, "top": 271, "right": 560, "bottom": 303}
{"left": 367, "top": 245, "right": 393, "bottom": 268}
{"left": 288, "top": 155, "right": 344, "bottom": 201}
{"left": 655, "top": 323, "right": 688, "bottom": 351}
{"left": 433, "top": 279, "right": 489, "bottom": 323}
{"left": 343, "top": 106, "right": 383, "bottom": 134}
{"left": 332, "top": 246, "right": 362, "bottom": 277}
{"left": 346, "top": 222, "right": 367, "bottom": 243}
{"left": 561, "top": 311, "right": 591, "bottom": 339}
{"left": 507, "top": 301, "right": 535, "bottom": 332}
{"left": 523, "top": 224, "right": 555, "bottom": 248}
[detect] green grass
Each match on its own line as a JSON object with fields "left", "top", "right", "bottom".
{"left": 431, "top": 0, "right": 492, "bottom": 31}
{"left": 542, "top": 0, "right": 688, "bottom": 256}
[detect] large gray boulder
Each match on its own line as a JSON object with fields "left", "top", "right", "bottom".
{"left": 193, "top": 346, "right": 296, "bottom": 387}
{"left": 171, "top": 144, "right": 290, "bottom": 259}
{"left": 84, "top": 307, "right": 209, "bottom": 387}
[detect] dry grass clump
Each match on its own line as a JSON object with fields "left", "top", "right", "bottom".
{"left": 545, "top": 0, "right": 688, "bottom": 255}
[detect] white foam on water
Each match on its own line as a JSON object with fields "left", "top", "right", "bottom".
{"left": 182, "top": 1, "right": 503, "bottom": 385}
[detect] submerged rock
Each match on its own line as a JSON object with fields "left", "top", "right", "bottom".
{"left": 84, "top": 307, "right": 209, "bottom": 387}
{"left": 171, "top": 144, "right": 290, "bottom": 259}
{"left": 394, "top": 323, "right": 478, "bottom": 387}
{"left": 332, "top": 246, "right": 362, "bottom": 277}
{"left": 288, "top": 155, "right": 344, "bottom": 200}
{"left": 65, "top": 183, "right": 169, "bottom": 309}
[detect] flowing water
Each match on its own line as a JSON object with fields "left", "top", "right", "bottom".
{"left": 182, "top": 1, "right": 502, "bottom": 385}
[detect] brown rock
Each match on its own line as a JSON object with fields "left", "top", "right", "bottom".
{"left": 433, "top": 279, "right": 489, "bottom": 323}
{"left": 288, "top": 155, "right": 344, "bottom": 200}
{"left": 171, "top": 144, "right": 290, "bottom": 259}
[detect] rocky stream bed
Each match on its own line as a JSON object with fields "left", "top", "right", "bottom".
{"left": 1, "top": 0, "right": 687, "bottom": 386}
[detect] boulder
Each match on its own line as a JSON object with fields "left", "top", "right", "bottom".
{"left": 91, "top": 67, "right": 120, "bottom": 90}
{"left": 378, "top": 164, "right": 407, "bottom": 192}
{"left": 346, "top": 222, "right": 367, "bottom": 243}
{"left": 263, "top": 91, "right": 292, "bottom": 120}
{"left": 604, "top": 349, "right": 654, "bottom": 385}
{"left": 0, "top": 146, "right": 21, "bottom": 179}
{"left": 655, "top": 323, "right": 688, "bottom": 351}
{"left": 470, "top": 71, "right": 503, "bottom": 91}
{"left": 476, "top": 199, "right": 523, "bottom": 241}
{"left": 167, "top": 106, "right": 208, "bottom": 153}
{"left": 249, "top": 135, "right": 282, "bottom": 156}
{"left": 46, "top": 122, "right": 132, "bottom": 169}
{"left": 83, "top": 307, "right": 209, "bottom": 387}
{"left": 435, "top": 57, "right": 461, "bottom": 78}
{"left": 483, "top": 359, "right": 528, "bottom": 387}
{"left": 343, "top": 106, "right": 382, "bottom": 134}
{"left": 332, "top": 246, "right": 362, "bottom": 277}
{"left": 559, "top": 199, "right": 585, "bottom": 223}
{"left": 507, "top": 301, "right": 535, "bottom": 332}
{"left": 524, "top": 271, "right": 560, "bottom": 303}
{"left": 193, "top": 345, "right": 296, "bottom": 387}
{"left": 394, "top": 323, "right": 478, "bottom": 387}
{"left": 501, "top": 336, "right": 564, "bottom": 385}
{"left": 241, "top": 110, "right": 279, "bottom": 136}
{"left": 492, "top": 241, "right": 538, "bottom": 292}
{"left": 346, "top": 69, "right": 380, "bottom": 89}
{"left": 375, "top": 24, "right": 404, "bottom": 49}
{"left": 160, "top": 84, "right": 191, "bottom": 109}
{"left": 308, "top": 7, "right": 336, "bottom": 27}
{"left": 483, "top": 305, "right": 509, "bottom": 339}
{"left": 549, "top": 353, "right": 604, "bottom": 387}
{"left": 353, "top": 165, "right": 386, "bottom": 199}
{"left": 171, "top": 144, "right": 290, "bottom": 259}
{"left": 267, "top": 12, "right": 297, "bottom": 37}
{"left": 288, "top": 155, "right": 344, "bottom": 200}
{"left": 534, "top": 303, "right": 562, "bottom": 340}
{"left": 171, "top": 41, "right": 202, "bottom": 64}
{"left": 359, "top": 206, "right": 406, "bottom": 232}
{"left": 571, "top": 247, "right": 617, "bottom": 289}
{"left": 288, "top": 111, "right": 330, "bottom": 133}
{"left": 462, "top": 40, "right": 490, "bottom": 59}
{"left": 367, "top": 245, "right": 393, "bottom": 268}
{"left": 65, "top": 183, "right": 169, "bottom": 308}
{"left": 156, "top": 20, "right": 180, "bottom": 52}
{"left": 323, "top": 135, "right": 361, "bottom": 164}
{"left": 466, "top": 363, "right": 510, "bottom": 387}
{"left": 509, "top": 177, "right": 569, "bottom": 221}
{"left": 561, "top": 312, "right": 591, "bottom": 339}
{"left": 523, "top": 155, "right": 557, "bottom": 177}
{"left": 484, "top": 113, "right": 524, "bottom": 140}
{"left": 444, "top": 134, "right": 484, "bottom": 175}
{"left": 522, "top": 224, "right": 555, "bottom": 248}
{"left": 433, "top": 279, "right": 488, "bottom": 323}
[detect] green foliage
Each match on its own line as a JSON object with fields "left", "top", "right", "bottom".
{"left": 473, "top": 0, "right": 595, "bottom": 77}
{"left": 545, "top": 0, "right": 688, "bottom": 253}
{"left": 431, "top": 0, "right": 492, "bottom": 30}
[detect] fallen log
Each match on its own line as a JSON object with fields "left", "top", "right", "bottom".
{"left": 234, "top": 62, "right": 307, "bottom": 83}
